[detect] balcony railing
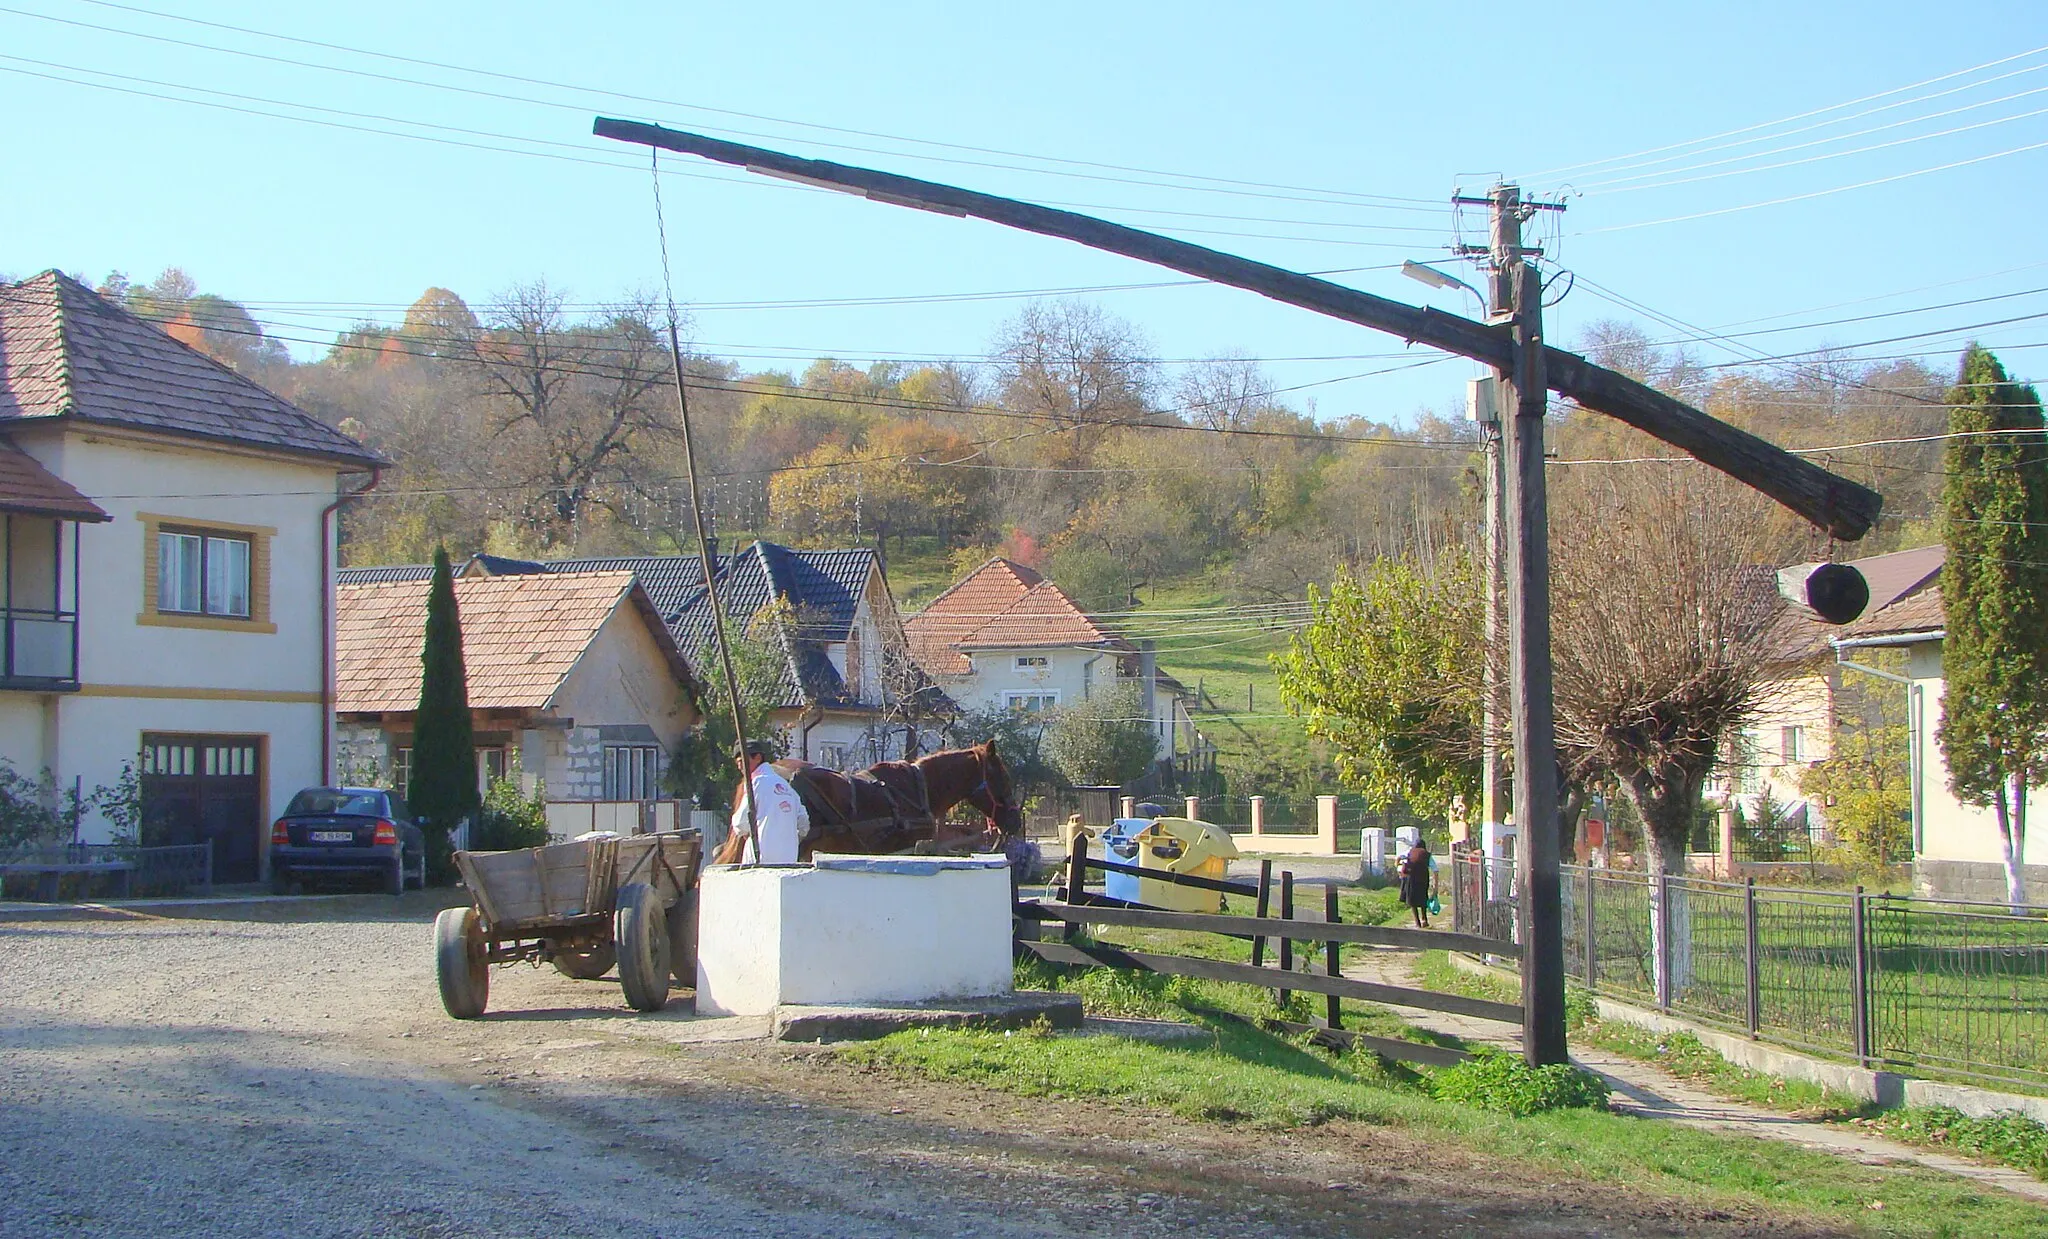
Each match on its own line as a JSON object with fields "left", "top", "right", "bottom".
{"left": 1, "top": 607, "right": 79, "bottom": 687}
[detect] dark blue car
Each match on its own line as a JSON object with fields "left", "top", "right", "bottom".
{"left": 269, "top": 787, "right": 427, "bottom": 896}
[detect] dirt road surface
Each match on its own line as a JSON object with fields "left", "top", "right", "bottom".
{"left": 2, "top": 896, "right": 1862, "bottom": 1238}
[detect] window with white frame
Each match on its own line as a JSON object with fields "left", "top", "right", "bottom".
{"left": 157, "top": 531, "right": 250, "bottom": 617}
{"left": 1014, "top": 655, "right": 1049, "bottom": 670}
{"left": 1780, "top": 725, "right": 1806, "bottom": 764}
{"left": 603, "top": 744, "right": 662, "bottom": 801}
{"left": 1005, "top": 691, "right": 1059, "bottom": 714}
{"left": 393, "top": 746, "right": 413, "bottom": 792}
{"left": 819, "top": 743, "right": 849, "bottom": 770}
{"left": 1731, "top": 733, "right": 1762, "bottom": 794}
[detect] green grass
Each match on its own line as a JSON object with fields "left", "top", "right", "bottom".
{"left": 1418, "top": 947, "right": 2048, "bottom": 1185}
{"left": 847, "top": 960, "right": 2048, "bottom": 1236}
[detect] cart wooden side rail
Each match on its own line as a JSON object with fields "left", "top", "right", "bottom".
{"left": 434, "top": 832, "right": 702, "bottom": 1020}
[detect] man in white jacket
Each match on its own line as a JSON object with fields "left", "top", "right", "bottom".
{"left": 732, "top": 740, "right": 808, "bottom": 865}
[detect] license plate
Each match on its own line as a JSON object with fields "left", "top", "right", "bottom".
{"left": 310, "top": 830, "right": 354, "bottom": 843}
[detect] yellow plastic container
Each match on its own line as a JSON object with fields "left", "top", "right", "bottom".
{"left": 1131, "top": 816, "right": 1239, "bottom": 912}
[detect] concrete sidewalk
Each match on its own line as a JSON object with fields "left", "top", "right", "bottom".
{"left": 1343, "top": 947, "right": 2048, "bottom": 1203}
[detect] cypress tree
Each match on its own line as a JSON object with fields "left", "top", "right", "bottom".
{"left": 409, "top": 547, "right": 477, "bottom": 882}
{"left": 1937, "top": 346, "right": 2048, "bottom": 908}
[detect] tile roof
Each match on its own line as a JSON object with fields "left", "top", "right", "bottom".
{"left": 456, "top": 541, "right": 887, "bottom": 711}
{"left": 0, "top": 438, "right": 108, "bottom": 521}
{"left": 335, "top": 570, "right": 683, "bottom": 714}
{"left": 903, "top": 558, "right": 1043, "bottom": 676}
{"left": 336, "top": 563, "right": 436, "bottom": 584}
{"left": 0, "top": 271, "right": 382, "bottom": 468}
{"left": 904, "top": 557, "right": 1123, "bottom": 676}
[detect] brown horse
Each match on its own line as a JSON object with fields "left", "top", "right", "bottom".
{"left": 713, "top": 741, "right": 1023, "bottom": 865}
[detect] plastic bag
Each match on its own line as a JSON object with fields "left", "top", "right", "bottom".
{"left": 1427, "top": 895, "right": 1442, "bottom": 916}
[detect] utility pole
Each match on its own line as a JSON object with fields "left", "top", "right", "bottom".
{"left": 1461, "top": 182, "right": 1568, "bottom": 1065}
{"left": 1478, "top": 388, "right": 1504, "bottom": 852}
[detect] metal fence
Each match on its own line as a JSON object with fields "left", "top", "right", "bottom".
{"left": 1451, "top": 855, "right": 2048, "bottom": 1092}
{"left": 0, "top": 842, "right": 213, "bottom": 901}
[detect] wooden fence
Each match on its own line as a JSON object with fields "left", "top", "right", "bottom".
{"left": 1014, "top": 842, "right": 1522, "bottom": 1068}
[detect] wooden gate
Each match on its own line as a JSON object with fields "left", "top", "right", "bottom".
{"left": 141, "top": 734, "right": 263, "bottom": 883}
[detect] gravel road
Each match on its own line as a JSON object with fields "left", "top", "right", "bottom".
{"left": 0, "top": 895, "right": 1850, "bottom": 1239}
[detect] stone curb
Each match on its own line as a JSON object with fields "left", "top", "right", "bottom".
{"left": 772, "top": 990, "right": 1084, "bottom": 1042}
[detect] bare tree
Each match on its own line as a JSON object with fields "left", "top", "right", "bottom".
{"left": 469, "top": 282, "right": 677, "bottom": 546}
{"left": 1548, "top": 464, "right": 1788, "bottom": 997}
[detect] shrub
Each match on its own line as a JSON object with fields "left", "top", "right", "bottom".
{"left": 470, "top": 773, "right": 550, "bottom": 852}
{"left": 1431, "top": 1048, "right": 1610, "bottom": 1116}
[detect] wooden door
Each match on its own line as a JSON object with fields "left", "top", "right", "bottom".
{"left": 141, "top": 735, "right": 263, "bottom": 883}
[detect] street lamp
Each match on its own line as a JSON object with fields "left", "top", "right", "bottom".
{"left": 1401, "top": 260, "right": 1487, "bottom": 316}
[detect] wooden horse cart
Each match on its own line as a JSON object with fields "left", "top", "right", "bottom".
{"left": 434, "top": 831, "right": 701, "bottom": 1019}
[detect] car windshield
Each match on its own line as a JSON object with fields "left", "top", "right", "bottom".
{"left": 285, "top": 789, "right": 386, "bottom": 818}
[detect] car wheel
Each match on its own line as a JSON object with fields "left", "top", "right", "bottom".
{"left": 406, "top": 850, "right": 426, "bottom": 890}
{"left": 270, "top": 869, "right": 290, "bottom": 896}
{"left": 614, "top": 882, "right": 670, "bottom": 1013}
{"left": 435, "top": 906, "right": 489, "bottom": 1019}
{"left": 387, "top": 851, "right": 406, "bottom": 897}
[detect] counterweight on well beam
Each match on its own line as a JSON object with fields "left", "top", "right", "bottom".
{"left": 593, "top": 117, "right": 1881, "bottom": 541}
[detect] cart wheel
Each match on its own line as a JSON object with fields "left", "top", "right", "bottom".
{"left": 614, "top": 882, "right": 670, "bottom": 1012}
{"left": 667, "top": 888, "right": 699, "bottom": 988}
{"left": 553, "top": 943, "right": 617, "bottom": 980}
{"left": 435, "top": 906, "right": 489, "bottom": 1019}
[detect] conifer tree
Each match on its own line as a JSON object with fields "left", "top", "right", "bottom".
{"left": 409, "top": 547, "right": 477, "bottom": 882}
{"left": 1937, "top": 346, "right": 2048, "bottom": 908}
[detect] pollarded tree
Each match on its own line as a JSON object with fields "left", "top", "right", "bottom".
{"left": 1937, "top": 345, "right": 2048, "bottom": 909}
{"left": 408, "top": 547, "right": 477, "bottom": 882}
{"left": 1547, "top": 466, "right": 1787, "bottom": 999}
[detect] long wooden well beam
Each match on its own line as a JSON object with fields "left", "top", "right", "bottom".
{"left": 594, "top": 118, "right": 1882, "bottom": 540}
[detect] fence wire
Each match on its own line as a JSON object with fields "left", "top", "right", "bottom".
{"left": 1460, "top": 865, "right": 2048, "bottom": 1092}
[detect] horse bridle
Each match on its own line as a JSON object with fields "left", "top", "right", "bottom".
{"left": 963, "top": 747, "right": 1021, "bottom": 834}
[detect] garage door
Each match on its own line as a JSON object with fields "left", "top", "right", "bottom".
{"left": 141, "top": 735, "right": 263, "bottom": 883}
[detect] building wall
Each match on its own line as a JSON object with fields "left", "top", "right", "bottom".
{"left": 948, "top": 645, "right": 1106, "bottom": 717}
{"left": 336, "top": 600, "right": 695, "bottom": 805}
{"left": 1720, "top": 668, "right": 1837, "bottom": 815}
{"left": 1909, "top": 642, "right": 2048, "bottom": 868}
{"left": 2, "top": 425, "right": 342, "bottom": 847}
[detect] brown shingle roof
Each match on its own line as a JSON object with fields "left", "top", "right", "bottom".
{"left": 335, "top": 571, "right": 683, "bottom": 714}
{"left": 0, "top": 271, "right": 382, "bottom": 468}
{"left": 0, "top": 439, "right": 107, "bottom": 521}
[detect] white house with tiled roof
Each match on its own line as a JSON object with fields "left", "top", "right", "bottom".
{"left": 0, "top": 271, "right": 382, "bottom": 880}
{"left": 332, "top": 571, "right": 699, "bottom": 837}
{"left": 905, "top": 557, "right": 1190, "bottom": 762}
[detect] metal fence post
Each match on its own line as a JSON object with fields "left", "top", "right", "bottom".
{"left": 1743, "top": 877, "right": 1760, "bottom": 1038}
{"left": 1656, "top": 868, "right": 1673, "bottom": 1010}
{"left": 1323, "top": 884, "right": 1342, "bottom": 1031}
{"left": 1851, "top": 886, "right": 1872, "bottom": 1065}
{"left": 1582, "top": 865, "right": 1597, "bottom": 990}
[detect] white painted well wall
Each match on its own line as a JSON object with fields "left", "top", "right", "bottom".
{"left": 696, "top": 860, "right": 1014, "bottom": 1016}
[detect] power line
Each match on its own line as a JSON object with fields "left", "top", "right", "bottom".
{"left": 4, "top": 1, "right": 1447, "bottom": 214}
{"left": 1578, "top": 97, "right": 2048, "bottom": 196}
{"left": 1580, "top": 136, "right": 2048, "bottom": 234}
{"left": 1522, "top": 42, "right": 2048, "bottom": 181}
{"left": 1571, "top": 75, "right": 2048, "bottom": 191}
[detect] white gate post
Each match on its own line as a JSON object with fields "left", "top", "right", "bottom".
{"left": 1249, "top": 795, "right": 1266, "bottom": 836}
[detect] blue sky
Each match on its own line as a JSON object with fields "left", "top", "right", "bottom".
{"left": 4, "top": 0, "right": 2046, "bottom": 422}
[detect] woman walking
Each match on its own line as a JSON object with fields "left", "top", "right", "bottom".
{"left": 1398, "top": 838, "right": 1435, "bottom": 928}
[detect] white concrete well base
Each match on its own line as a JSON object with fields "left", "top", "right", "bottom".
{"left": 696, "top": 854, "right": 1015, "bottom": 1018}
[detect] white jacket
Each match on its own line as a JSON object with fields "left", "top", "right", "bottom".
{"left": 733, "top": 764, "right": 809, "bottom": 865}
